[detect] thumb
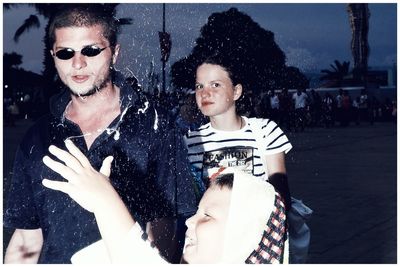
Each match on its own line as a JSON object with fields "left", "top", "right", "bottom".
{"left": 100, "top": 156, "right": 113, "bottom": 177}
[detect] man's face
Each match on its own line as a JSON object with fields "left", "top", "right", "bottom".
{"left": 183, "top": 185, "right": 231, "bottom": 264}
{"left": 51, "top": 25, "right": 119, "bottom": 97}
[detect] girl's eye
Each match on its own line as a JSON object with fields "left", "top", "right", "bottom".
{"left": 195, "top": 84, "right": 203, "bottom": 90}
{"left": 211, "top": 83, "right": 220, "bottom": 88}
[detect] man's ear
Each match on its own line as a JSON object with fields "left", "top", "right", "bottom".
{"left": 234, "top": 84, "right": 243, "bottom": 101}
{"left": 112, "top": 44, "right": 121, "bottom": 65}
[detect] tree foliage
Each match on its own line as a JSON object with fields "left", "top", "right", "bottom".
{"left": 14, "top": 15, "right": 40, "bottom": 42}
{"left": 171, "top": 7, "right": 309, "bottom": 94}
{"left": 3, "top": 52, "right": 23, "bottom": 69}
{"left": 279, "top": 66, "right": 309, "bottom": 90}
{"left": 320, "top": 60, "right": 350, "bottom": 87}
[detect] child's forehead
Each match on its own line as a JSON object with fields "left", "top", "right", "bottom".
{"left": 200, "top": 186, "right": 232, "bottom": 209}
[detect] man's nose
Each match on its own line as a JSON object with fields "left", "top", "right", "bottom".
{"left": 71, "top": 53, "right": 87, "bottom": 70}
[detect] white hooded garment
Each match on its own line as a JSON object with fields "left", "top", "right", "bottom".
{"left": 71, "top": 169, "right": 288, "bottom": 264}
{"left": 219, "top": 169, "right": 289, "bottom": 264}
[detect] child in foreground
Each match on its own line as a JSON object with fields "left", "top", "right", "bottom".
{"left": 42, "top": 140, "right": 288, "bottom": 263}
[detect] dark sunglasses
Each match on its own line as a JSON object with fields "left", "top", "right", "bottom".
{"left": 53, "top": 45, "right": 110, "bottom": 60}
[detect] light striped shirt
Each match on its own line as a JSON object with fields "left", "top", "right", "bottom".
{"left": 184, "top": 117, "right": 292, "bottom": 191}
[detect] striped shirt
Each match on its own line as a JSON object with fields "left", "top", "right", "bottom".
{"left": 185, "top": 117, "right": 292, "bottom": 194}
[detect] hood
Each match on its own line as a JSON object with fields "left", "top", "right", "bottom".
{"left": 220, "top": 169, "right": 288, "bottom": 264}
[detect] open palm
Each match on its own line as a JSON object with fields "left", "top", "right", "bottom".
{"left": 42, "top": 139, "right": 114, "bottom": 213}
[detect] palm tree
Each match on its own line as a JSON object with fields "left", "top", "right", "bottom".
{"left": 320, "top": 60, "right": 350, "bottom": 87}
{"left": 347, "top": 4, "right": 370, "bottom": 83}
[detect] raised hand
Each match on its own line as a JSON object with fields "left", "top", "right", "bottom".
{"left": 42, "top": 139, "right": 115, "bottom": 213}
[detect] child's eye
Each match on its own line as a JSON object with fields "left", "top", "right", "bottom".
{"left": 203, "top": 213, "right": 212, "bottom": 220}
{"left": 211, "top": 83, "right": 220, "bottom": 88}
{"left": 195, "top": 84, "right": 203, "bottom": 90}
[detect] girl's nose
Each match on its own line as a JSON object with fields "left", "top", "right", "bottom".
{"left": 201, "top": 86, "right": 212, "bottom": 98}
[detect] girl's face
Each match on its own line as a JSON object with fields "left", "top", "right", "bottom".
{"left": 183, "top": 185, "right": 231, "bottom": 264}
{"left": 195, "top": 63, "right": 242, "bottom": 119}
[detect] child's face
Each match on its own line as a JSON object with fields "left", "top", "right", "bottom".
{"left": 183, "top": 185, "right": 232, "bottom": 264}
{"left": 195, "top": 63, "right": 240, "bottom": 118}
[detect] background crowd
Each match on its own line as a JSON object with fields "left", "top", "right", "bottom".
{"left": 131, "top": 86, "right": 398, "bottom": 136}
{"left": 5, "top": 85, "right": 397, "bottom": 134}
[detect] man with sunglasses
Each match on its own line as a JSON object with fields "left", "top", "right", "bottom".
{"left": 4, "top": 4, "right": 197, "bottom": 264}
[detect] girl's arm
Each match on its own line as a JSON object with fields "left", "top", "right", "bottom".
{"left": 264, "top": 151, "right": 286, "bottom": 175}
{"left": 264, "top": 152, "right": 291, "bottom": 210}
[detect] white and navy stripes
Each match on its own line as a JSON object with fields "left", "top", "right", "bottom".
{"left": 185, "top": 117, "right": 292, "bottom": 181}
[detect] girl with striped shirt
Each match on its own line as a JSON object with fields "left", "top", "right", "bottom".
{"left": 185, "top": 54, "right": 292, "bottom": 208}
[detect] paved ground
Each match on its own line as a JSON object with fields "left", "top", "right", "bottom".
{"left": 2, "top": 118, "right": 397, "bottom": 263}
{"left": 285, "top": 122, "right": 397, "bottom": 263}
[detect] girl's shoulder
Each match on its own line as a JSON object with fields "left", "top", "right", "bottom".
{"left": 247, "top": 117, "right": 263, "bottom": 124}
{"left": 185, "top": 122, "right": 211, "bottom": 137}
{"left": 247, "top": 117, "right": 274, "bottom": 129}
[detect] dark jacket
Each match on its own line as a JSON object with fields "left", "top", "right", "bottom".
{"left": 4, "top": 73, "right": 197, "bottom": 263}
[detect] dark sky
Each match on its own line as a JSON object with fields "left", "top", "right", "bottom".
{"left": 3, "top": 3, "right": 397, "bottom": 89}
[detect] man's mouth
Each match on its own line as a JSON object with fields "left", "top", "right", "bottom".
{"left": 71, "top": 75, "right": 90, "bottom": 83}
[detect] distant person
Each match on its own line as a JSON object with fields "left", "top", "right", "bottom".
{"left": 237, "top": 90, "right": 256, "bottom": 118}
{"left": 268, "top": 89, "right": 280, "bottom": 123}
{"left": 40, "top": 141, "right": 288, "bottom": 263}
{"left": 322, "top": 93, "right": 334, "bottom": 128}
{"left": 391, "top": 99, "right": 397, "bottom": 122}
{"left": 175, "top": 93, "right": 207, "bottom": 135}
{"left": 382, "top": 98, "right": 393, "bottom": 122}
{"left": 4, "top": 4, "right": 196, "bottom": 264}
{"left": 309, "top": 89, "right": 322, "bottom": 127}
{"left": 370, "top": 96, "right": 380, "bottom": 122}
{"left": 8, "top": 101, "right": 20, "bottom": 126}
{"left": 4, "top": 98, "right": 13, "bottom": 126}
{"left": 278, "top": 88, "right": 293, "bottom": 131}
{"left": 359, "top": 89, "right": 373, "bottom": 124}
{"left": 292, "top": 88, "right": 308, "bottom": 131}
{"left": 258, "top": 91, "right": 271, "bottom": 119}
{"left": 335, "top": 88, "right": 344, "bottom": 126}
{"left": 340, "top": 90, "right": 351, "bottom": 127}
{"left": 21, "top": 94, "right": 32, "bottom": 119}
{"left": 352, "top": 96, "right": 361, "bottom": 125}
